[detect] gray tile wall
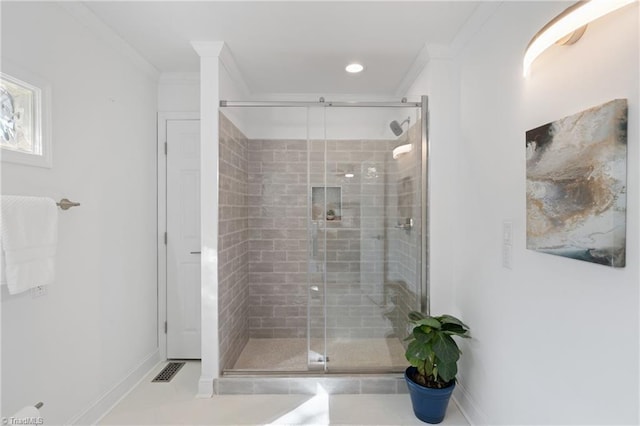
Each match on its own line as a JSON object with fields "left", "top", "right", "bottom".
{"left": 247, "top": 137, "right": 420, "bottom": 340}
{"left": 218, "top": 113, "right": 250, "bottom": 371}
{"left": 247, "top": 139, "right": 309, "bottom": 338}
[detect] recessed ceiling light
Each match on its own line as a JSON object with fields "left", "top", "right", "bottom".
{"left": 344, "top": 173, "right": 355, "bottom": 178}
{"left": 345, "top": 63, "right": 364, "bottom": 73}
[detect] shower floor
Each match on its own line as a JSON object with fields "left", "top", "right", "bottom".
{"left": 231, "top": 337, "right": 407, "bottom": 372}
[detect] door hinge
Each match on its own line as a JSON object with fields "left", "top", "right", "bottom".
{"left": 164, "top": 141, "right": 167, "bottom": 155}
{"left": 164, "top": 232, "right": 167, "bottom": 245}
{"left": 164, "top": 321, "right": 167, "bottom": 334}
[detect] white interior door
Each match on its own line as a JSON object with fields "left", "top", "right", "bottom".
{"left": 166, "top": 119, "right": 201, "bottom": 359}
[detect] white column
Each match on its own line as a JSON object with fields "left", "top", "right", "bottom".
{"left": 191, "top": 41, "right": 224, "bottom": 398}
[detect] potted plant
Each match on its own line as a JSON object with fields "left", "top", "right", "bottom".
{"left": 404, "top": 311, "right": 470, "bottom": 424}
{"left": 326, "top": 209, "right": 336, "bottom": 220}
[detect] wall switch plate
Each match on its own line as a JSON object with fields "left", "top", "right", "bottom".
{"left": 502, "top": 220, "right": 513, "bottom": 245}
{"left": 31, "top": 285, "right": 47, "bottom": 298}
{"left": 502, "top": 244, "right": 513, "bottom": 269}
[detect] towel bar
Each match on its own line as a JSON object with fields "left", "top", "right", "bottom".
{"left": 56, "top": 198, "right": 80, "bottom": 210}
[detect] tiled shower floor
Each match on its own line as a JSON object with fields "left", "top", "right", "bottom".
{"left": 231, "top": 337, "right": 407, "bottom": 371}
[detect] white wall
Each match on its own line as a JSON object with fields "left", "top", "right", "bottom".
{"left": 410, "top": 2, "right": 639, "bottom": 424}
{"left": 239, "top": 105, "right": 414, "bottom": 141}
{"left": 406, "top": 47, "right": 459, "bottom": 316}
{"left": 1, "top": 3, "right": 159, "bottom": 423}
{"left": 158, "top": 72, "right": 200, "bottom": 112}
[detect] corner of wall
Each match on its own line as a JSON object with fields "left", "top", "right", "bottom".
{"left": 452, "top": 380, "right": 489, "bottom": 426}
{"left": 57, "top": 2, "right": 159, "bottom": 82}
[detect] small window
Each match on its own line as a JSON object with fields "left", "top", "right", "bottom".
{"left": 1, "top": 63, "right": 51, "bottom": 168}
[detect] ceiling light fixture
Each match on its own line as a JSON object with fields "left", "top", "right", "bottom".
{"left": 345, "top": 63, "right": 364, "bottom": 73}
{"left": 523, "top": 0, "right": 636, "bottom": 77}
{"left": 344, "top": 173, "right": 355, "bottom": 178}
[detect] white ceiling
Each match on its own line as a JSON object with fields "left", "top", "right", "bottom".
{"left": 82, "top": 1, "right": 482, "bottom": 96}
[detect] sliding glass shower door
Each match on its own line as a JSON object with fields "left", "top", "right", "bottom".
{"left": 219, "top": 99, "right": 426, "bottom": 374}
{"left": 309, "top": 105, "right": 423, "bottom": 372}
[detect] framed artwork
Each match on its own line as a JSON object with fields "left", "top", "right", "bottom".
{"left": 0, "top": 64, "right": 51, "bottom": 168}
{"left": 526, "top": 99, "right": 628, "bottom": 267}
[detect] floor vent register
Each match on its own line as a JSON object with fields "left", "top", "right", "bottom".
{"left": 152, "top": 362, "right": 185, "bottom": 383}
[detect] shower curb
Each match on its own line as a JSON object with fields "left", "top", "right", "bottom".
{"left": 215, "top": 374, "right": 409, "bottom": 395}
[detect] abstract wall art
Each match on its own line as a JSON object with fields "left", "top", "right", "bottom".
{"left": 526, "top": 99, "right": 628, "bottom": 267}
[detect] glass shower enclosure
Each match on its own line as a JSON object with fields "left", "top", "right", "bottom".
{"left": 217, "top": 97, "right": 427, "bottom": 374}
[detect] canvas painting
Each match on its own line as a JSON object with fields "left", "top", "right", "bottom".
{"left": 526, "top": 99, "right": 628, "bottom": 267}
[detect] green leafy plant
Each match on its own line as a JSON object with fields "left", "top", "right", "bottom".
{"left": 405, "top": 311, "right": 470, "bottom": 389}
{"left": 326, "top": 209, "right": 335, "bottom": 216}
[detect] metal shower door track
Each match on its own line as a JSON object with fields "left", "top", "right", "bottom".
{"left": 219, "top": 100, "right": 422, "bottom": 108}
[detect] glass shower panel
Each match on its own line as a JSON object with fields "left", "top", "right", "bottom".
{"left": 220, "top": 101, "right": 425, "bottom": 375}
{"left": 221, "top": 106, "right": 314, "bottom": 372}
{"left": 307, "top": 107, "right": 327, "bottom": 370}
{"left": 321, "top": 106, "right": 423, "bottom": 372}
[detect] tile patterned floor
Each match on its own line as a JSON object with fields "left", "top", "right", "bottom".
{"left": 99, "top": 361, "right": 470, "bottom": 425}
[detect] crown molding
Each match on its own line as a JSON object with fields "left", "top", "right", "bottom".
{"left": 218, "top": 44, "right": 251, "bottom": 98}
{"left": 450, "top": 1, "right": 504, "bottom": 56}
{"left": 394, "top": 42, "right": 432, "bottom": 98}
{"left": 191, "top": 41, "right": 251, "bottom": 97}
{"left": 191, "top": 41, "right": 225, "bottom": 58}
{"left": 395, "top": 1, "right": 503, "bottom": 97}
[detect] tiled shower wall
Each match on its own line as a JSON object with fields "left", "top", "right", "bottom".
{"left": 247, "top": 138, "right": 418, "bottom": 339}
{"left": 218, "top": 113, "right": 250, "bottom": 371}
{"left": 247, "top": 139, "right": 309, "bottom": 338}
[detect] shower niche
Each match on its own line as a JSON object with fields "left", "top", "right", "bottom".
{"left": 312, "top": 186, "right": 341, "bottom": 221}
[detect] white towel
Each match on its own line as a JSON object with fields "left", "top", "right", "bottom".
{"left": 0, "top": 195, "right": 57, "bottom": 294}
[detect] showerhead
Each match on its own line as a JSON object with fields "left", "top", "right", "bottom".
{"left": 390, "top": 117, "right": 410, "bottom": 136}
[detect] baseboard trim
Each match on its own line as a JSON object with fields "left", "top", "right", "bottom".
{"left": 67, "top": 349, "right": 161, "bottom": 425}
{"left": 196, "top": 375, "right": 215, "bottom": 398}
{"left": 452, "top": 379, "right": 489, "bottom": 426}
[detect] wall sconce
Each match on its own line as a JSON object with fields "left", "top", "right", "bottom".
{"left": 523, "top": 0, "right": 636, "bottom": 77}
{"left": 392, "top": 144, "right": 412, "bottom": 159}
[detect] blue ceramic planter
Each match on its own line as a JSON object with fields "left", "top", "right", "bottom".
{"left": 405, "top": 367, "right": 455, "bottom": 424}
